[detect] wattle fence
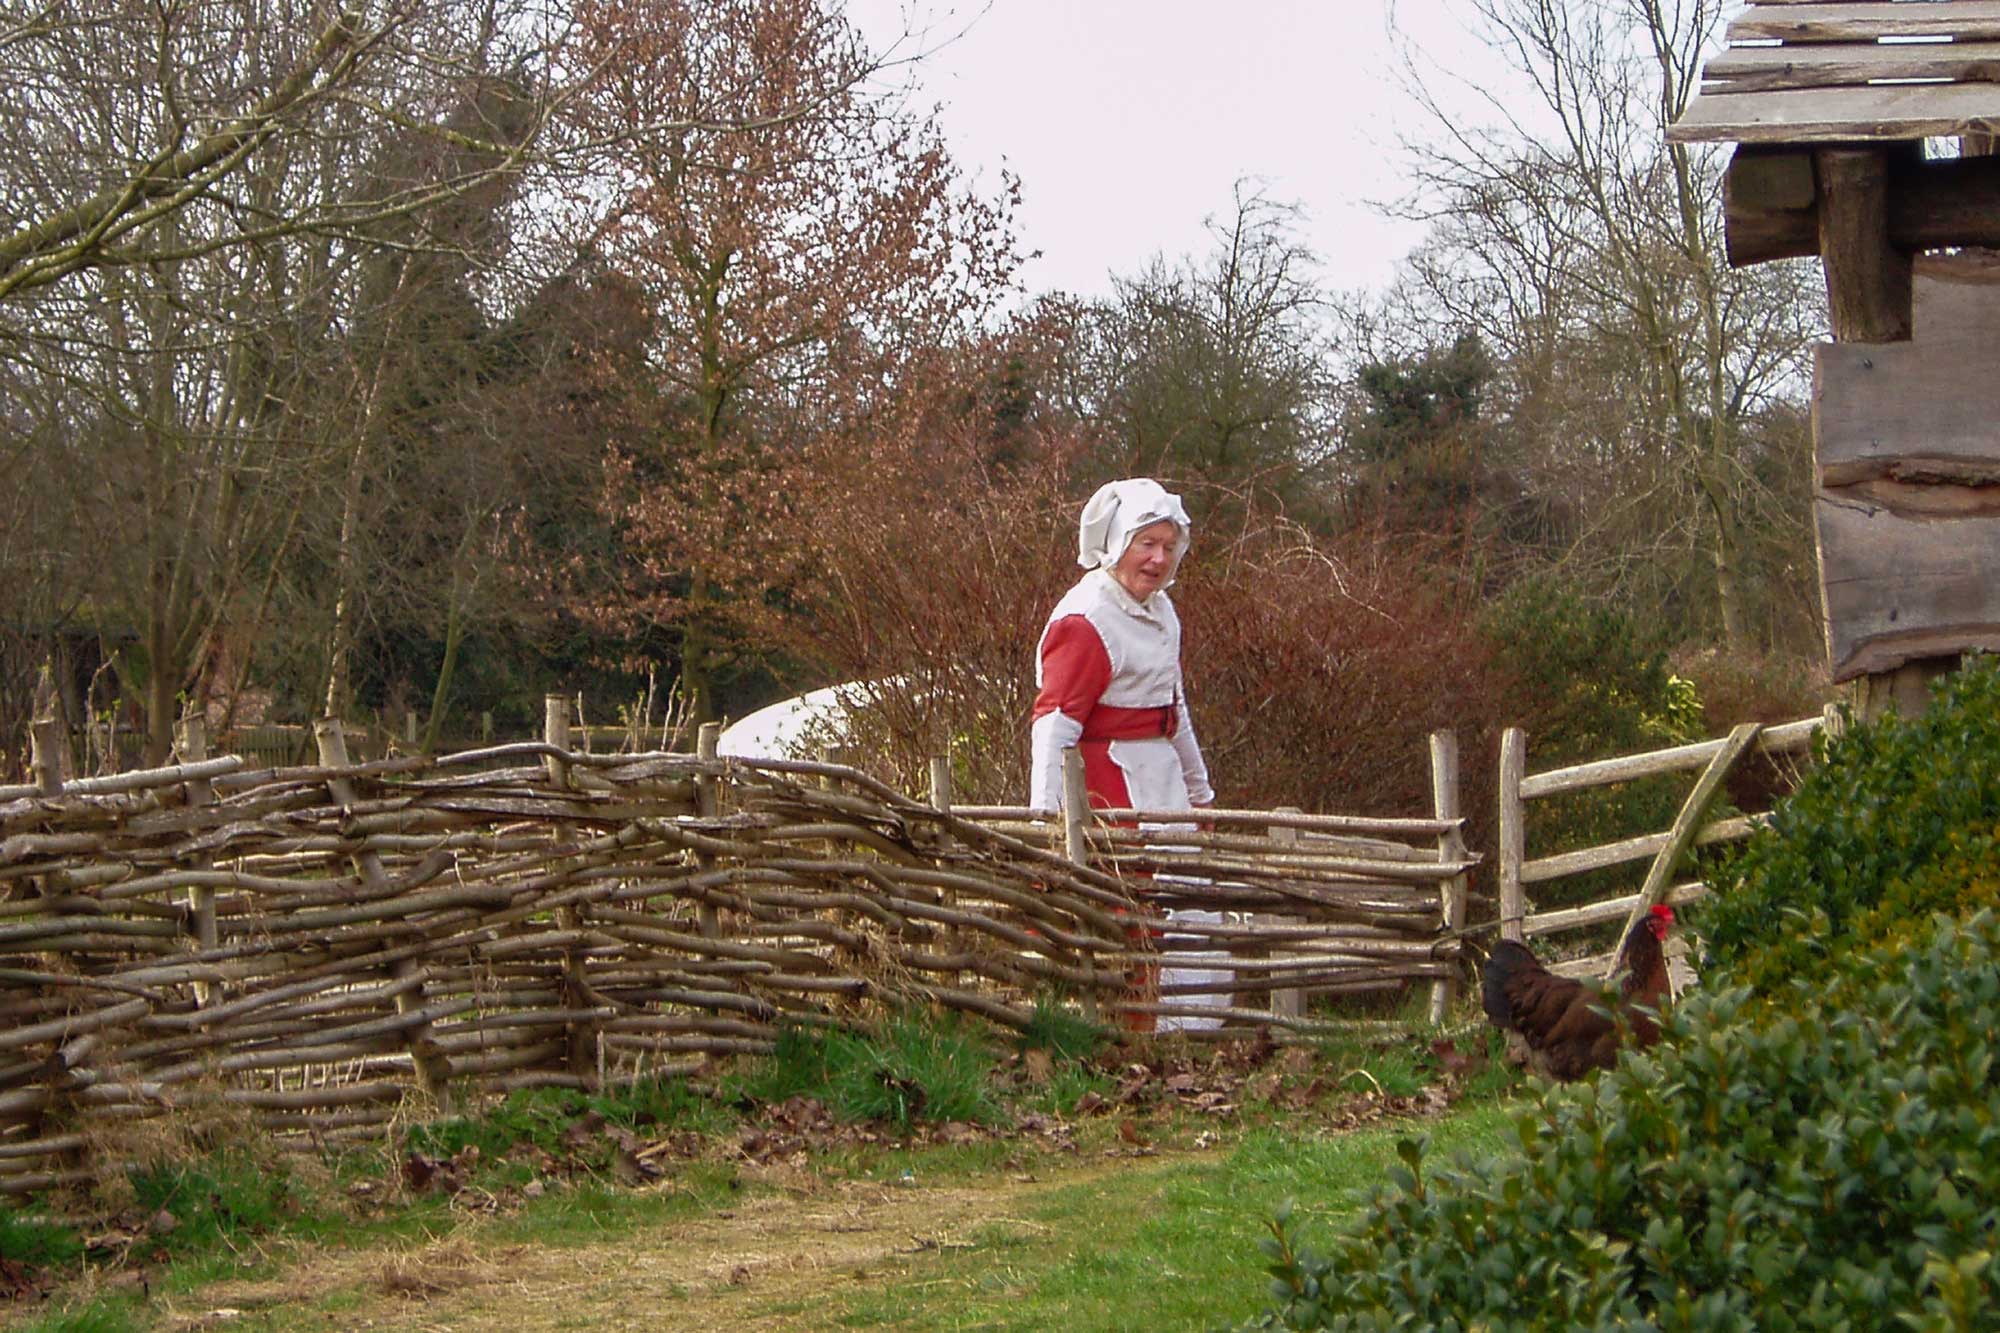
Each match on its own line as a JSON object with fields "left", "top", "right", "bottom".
{"left": 0, "top": 707, "right": 1474, "bottom": 1195}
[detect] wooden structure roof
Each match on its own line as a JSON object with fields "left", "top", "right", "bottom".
{"left": 1672, "top": 2, "right": 2000, "bottom": 144}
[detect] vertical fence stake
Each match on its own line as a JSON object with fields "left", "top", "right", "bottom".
{"left": 696, "top": 721, "right": 723, "bottom": 941}
{"left": 543, "top": 695, "right": 601, "bottom": 1085}
{"left": 1498, "top": 727, "right": 1527, "bottom": 944}
{"left": 1059, "top": 746, "right": 1106, "bottom": 1024}
{"left": 316, "top": 719, "right": 451, "bottom": 1101}
{"left": 29, "top": 718, "right": 65, "bottom": 797}
{"left": 928, "top": 755, "right": 961, "bottom": 988}
{"left": 1060, "top": 747, "right": 1090, "bottom": 865}
{"left": 177, "top": 715, "right": 220, "bottom": 1007}
{"left": 1266, "top": 809, "right": 1304, "bottom": 1021}
{"left": 543, "top": 694, "right": 571, "bottom": 787}
{"left": 1427, "top": 730, "right": 1468, "bottom": 1026}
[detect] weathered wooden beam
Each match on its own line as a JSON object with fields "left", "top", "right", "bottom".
{"left": 1817, "top": 147, "right": 1913, "bottom": 341}
{"left": 1727, "top": 151, "right": 2000, "bottom": 267}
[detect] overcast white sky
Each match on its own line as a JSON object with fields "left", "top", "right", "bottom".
{"left": 847, "top": 0, "right": 1520, "bottom": 301}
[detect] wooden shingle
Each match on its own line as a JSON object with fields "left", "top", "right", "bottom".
{"left": 1672, "top": 2, "right": 2000, "bottom": 143}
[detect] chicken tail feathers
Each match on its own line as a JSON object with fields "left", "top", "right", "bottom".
{"left": 1481, "top": 938, "right": 1542, "bottom": 1030}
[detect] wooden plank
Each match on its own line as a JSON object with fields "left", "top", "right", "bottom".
{"left": 1519, "top": 718, "right": 1822, "bottom": 799}
{"left": 1498, "top": 728, "right": 1525, "bottom": 944}
{"left": 1605, "top": 722, "right": 1762, "bottom": 982}
{"left": 1816, "top": 341, "right": 2000, "bottom": 488}
{"left": 1670, "top": 80, "right": 2000, "bottom": 143}
{"left": 1706, "top": 40, "right": 2000, "bottom": 94}
{"left": 1815, "top": 492, "right": 2000, "bottom": 680}
{"left": 1525, "top": 883, "right": 1709, "bottom": 938}
{"left": 1521, "top": 815, "right": 1765, "bottom": 885}
{"left": 1730, "top": 3, "right": 2000, "bottom": 45}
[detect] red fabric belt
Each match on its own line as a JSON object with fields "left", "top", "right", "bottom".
{"left": 1081, "top": 703, "right": 1176, "bottom": 741}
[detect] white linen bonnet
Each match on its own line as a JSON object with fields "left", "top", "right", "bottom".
{"left": 1075, "top": 478, "right": 1191, "bottom": 579}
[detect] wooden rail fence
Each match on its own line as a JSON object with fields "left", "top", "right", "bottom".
{"left": 0, "top": 705, "right": 1473, "bottom": 1195}
{"left": 1496, "top": 712, "right": 1834, "bottom": 981}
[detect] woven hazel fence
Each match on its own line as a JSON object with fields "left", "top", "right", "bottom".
{"left": 0, "top": 707, "right": 1473, "bottom": 1195}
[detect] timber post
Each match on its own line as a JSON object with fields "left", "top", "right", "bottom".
{"left": 1265, "top": 807, "right": 1304, "bottom": 1021}
{"left": 1059, "top": 745, "right": 1105, "bottom": 1024}
{"left": 1427, "top": 730, "right": 1468, "bottom": 1025}
{"left": 695, "top": 721, "right": 723, "bottom": 941}
{"left": 1670, "top": 5, "right": 2000, "bottom": 720}
{"left": 176, "top": 715, "right": 220, "bottom": 1007}
{"left": 28, "top": 718, "right": 64, "bottom": 797}
{"left": 1497, "top": 728, "right": 1526, "bottom": 944}
{"left": 315, "top": 718, "right": 452, "bottom": 1101}
{"left": 928, "top": 755, "right": 962, "bottom": 987}
{"left": 1060, "top": 746, "right": 1090, "bottom": 867}
{"left": 543, "top": 694, "right": 601, "bottom": 1084}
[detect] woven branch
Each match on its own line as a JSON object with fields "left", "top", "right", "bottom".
{"left": 0, "top": 744, "right": 1458, "bottom": 1190}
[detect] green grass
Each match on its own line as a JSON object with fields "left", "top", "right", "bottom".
{"left": 797, "top": 1104, "right": 1518, "bottom": 1331}
{"left": 9, "top": 1007, "right": 1529, "bottom": 1332}
{"left": 727, "top": 1009, "right": 1006, "bottom": 1131}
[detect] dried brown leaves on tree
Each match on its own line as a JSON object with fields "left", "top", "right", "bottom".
{"left": 542, "top": 0, "right": 1025, "bottom": 719}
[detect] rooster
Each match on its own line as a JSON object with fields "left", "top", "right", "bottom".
{"left": 1481, "top": 904, "right": 1675, "bottom": 1081}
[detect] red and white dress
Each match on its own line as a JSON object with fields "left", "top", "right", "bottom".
{"left": 1030, "top": 568, "right": 1226, "bottom": 1032}
{"left": 1028, "top": 569, "right": 1213, "bottom": 816}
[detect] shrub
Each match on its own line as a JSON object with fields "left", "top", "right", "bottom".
{"left": 1700, "top": 657, "right": 2000, "bottom": 991}
{"left": 1238, "top": 911, "right": 2000, "bottom": 1330}
{"left": 1480, "top": 578, "right": 1716, "bottom": 913}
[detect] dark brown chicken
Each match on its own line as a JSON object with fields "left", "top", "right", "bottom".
{"left": 1481, "top": 904, "right": 1675, "bottom": 1081}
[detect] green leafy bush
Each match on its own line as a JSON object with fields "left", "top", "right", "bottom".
{"left": 1701, "top": 658, "right": 2000, "bottom": 991}
{"left": 1238, "top": 911, "right": 2000, "bottom": 1330}
{"left": 1482, "top": 579, "right": 1714, "bottom": 913}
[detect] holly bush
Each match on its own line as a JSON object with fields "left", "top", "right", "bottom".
{"left": 1237, "top": 911, "right": 2000, "bottom": 1330}
{"left": 1700, "top": 657, "right": 2000, "bottom": 992}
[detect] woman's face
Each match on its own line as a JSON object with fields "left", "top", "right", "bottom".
{"left": 1109, "top": 519, "right": 1181, "bottom": 601}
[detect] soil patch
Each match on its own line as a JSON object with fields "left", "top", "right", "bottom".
{"left": 152, "top": 1155, "right": 1154, "bottom": 1332}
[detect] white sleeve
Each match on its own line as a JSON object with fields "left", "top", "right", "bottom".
{"left": 1029, "top": 710, "right": 1085, "bottom": 813}
{"left": 1171, "top": 695, "right": 1214, "bottom": 806}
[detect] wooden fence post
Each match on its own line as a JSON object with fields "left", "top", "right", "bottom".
{"left": 1059, "top": 746, "right": 1104, "bottom": 1024}
{"left": 542, "top": 695, "right": 602, "bottom": 1085}
{"left": 29, "top": 718, "right": 65, "bottom": 797}
{"left": 543, "top": 693, "right": 570, "bottom": 787}
{"left": 928, "top": 756, "right": 962, "bottom": 987}
{"left": 1498, "top": 727, "right": 1526, "bottom": 944}
{"left": 1061, "top": 746, "right": 1090, "bottom": 866}
{"left": 177, "top": 715, "right": 220, "bottom": 1007}
{"left": 1267, "top": 809, "right": 1304, "bottom": 1020}
{"left": 315, "top": 718, "right": 452, "bottom": 1101}
{"left": 695, "top": 721, "right": 723, "bottom": 941}
{"left": 1428, "top": 730, "right": 1469, "bottom": 1025}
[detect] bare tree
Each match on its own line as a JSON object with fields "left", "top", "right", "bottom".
{"left": 556, "top": 0, "right": 1022, "bottom": 721}
{"left": 1066, "top": 184, "right": 1336, "bottom": 507}
{"left": 1391, "top": 0, "right": 1825, "bottom": 649}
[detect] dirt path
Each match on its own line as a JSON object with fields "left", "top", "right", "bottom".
{"left": 150, "top": 1154, "right": 1161, "bottom": 1332}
